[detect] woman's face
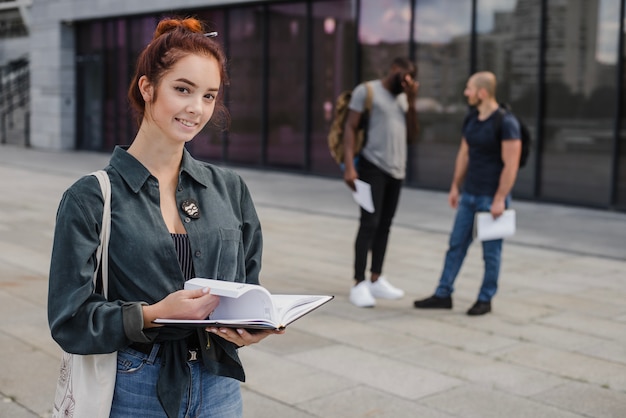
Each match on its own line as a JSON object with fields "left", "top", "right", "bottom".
{"left": 140, "top": 53, "right": 221, "bottom": 144}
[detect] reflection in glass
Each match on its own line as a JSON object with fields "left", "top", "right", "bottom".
{"left": 226, "top": 8, "right": 264, "bottom": 165}
{"left": 266, "top": 3, "right": 307, "bottom": 169}
{"left": 76, "top": 22, "right": 104, "bottom": 151}
{"left": 360, "top": 0, "right": 411, "bottom": 81}
{"left": 409, "top": 0, "right": 472, "bottom": 188}
{"left": 620, "top": 9, "right": 626, "bottom": 209}
{"left": 311, "top": 0, "right": 357, "bottom": 174}
{"left": 542, "top": 0, "right": 618, "bottom": 206}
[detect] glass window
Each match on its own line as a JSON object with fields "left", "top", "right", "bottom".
{"left": 617, "top": 7, "right": 626, "bottom": 209}
{"left": 116, "top": 20, "right": 130, "bottom": 147}
{"left": 125, "top": 16, "right": 159, "bottom": 138}
{"left": 266, "top": 3, "right": 307, "bottom": 169}
{"left": 409, "top": 0, "right": 472, "bottom": 189}
{"left": 226, "top": 7, "right": 265, "bottom": 165}
{"left": 359, "top": 0, "right": 411, "bottom": 81}
{"left": 476, "top": 0, "right": 541, "bottom": 197}
{"left": 103, "top": 20, "right": 119, "bottom": 150}
{"left": 542, "top": 0, "right": 619, "bottom": 206}
{"left": 310, "top": 0, "right": 357, "bottom": 175}
{"left": 76, "top": 21, "right": 104, "bottom": 151}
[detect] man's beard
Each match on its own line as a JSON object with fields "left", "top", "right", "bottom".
{"left": 469, "top": 97, "right": 481, "bottom": 107}
{"left": 390, "top": 73, "right": 404, "bottom": 96}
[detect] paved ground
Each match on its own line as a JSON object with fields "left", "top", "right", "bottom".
{"left": 0, "top": 144, "right": 625, "bottom": 418}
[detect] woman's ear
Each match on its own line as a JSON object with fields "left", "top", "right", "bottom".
{"left": 138, "top": 75, "right": 153, "bottom": 102}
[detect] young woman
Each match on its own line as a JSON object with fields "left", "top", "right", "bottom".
{"left": 48, "top": 17, "right": 280, "bottom": 417}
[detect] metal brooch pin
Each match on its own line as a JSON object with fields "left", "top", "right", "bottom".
{"left": 181, "top": 199, "right": 200, "bottom": 219}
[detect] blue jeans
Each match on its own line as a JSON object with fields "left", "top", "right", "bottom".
{"left": 434, "top": 192, "right": 510, "bottom": 302}
{"left": 110, "top": 345, "right": 243, "bottom": 418}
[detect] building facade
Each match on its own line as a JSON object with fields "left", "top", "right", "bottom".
{"left": 23, "top": 0, "right": 626, "bottom": 210}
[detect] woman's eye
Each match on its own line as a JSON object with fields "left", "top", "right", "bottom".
{"left": 204, "top": 93, "right": 216, "bottom": 101}
{"left": 175, "top": 86, "right": 189, "bottom": 94}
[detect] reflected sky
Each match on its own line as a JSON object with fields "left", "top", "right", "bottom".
{"left": 597, "top": 0, "right": 620, "bottom": 63}
{"left": 359, "top": 0, "right": 411, "bottom": 44}
{"left": 360, "top": 0, "right": 619, "bottom": 64}
{"left": 476, "top": 0, "right": 517, "bottom": 32}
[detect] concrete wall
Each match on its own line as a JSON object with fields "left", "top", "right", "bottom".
{"left": 29, "top": 0, "right": 265, "bottom": 149}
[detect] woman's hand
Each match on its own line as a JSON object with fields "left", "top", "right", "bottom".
{"left": 206, "top": 327, "right": 285, "bottom": 347}
{"left": 143, "top": 287, "right": 220, "bottom": 328}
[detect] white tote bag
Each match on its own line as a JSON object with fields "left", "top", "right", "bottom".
{"left": 52, "top": 170, "right": 117, "bottom": 418}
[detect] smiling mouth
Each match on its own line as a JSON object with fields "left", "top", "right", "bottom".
{"left": 176, "top": 118, "right": 197, "bottom": 128}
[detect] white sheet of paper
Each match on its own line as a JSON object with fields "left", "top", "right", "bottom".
{"left": 352, "top": 179, "right": 374, "bottom": 213}
{"left": 474, "top": 209, "right": 516, "bottom": 241}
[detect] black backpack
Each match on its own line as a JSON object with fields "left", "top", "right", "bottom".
{"left": 464, "top": 103, "right": 531, "bottom": 168}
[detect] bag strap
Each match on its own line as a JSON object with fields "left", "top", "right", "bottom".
{"left": 90, "top": 170, "right": 111, "bottom": 299}
{"left": 493, "top": 107, "right": 506, "bottom": 143}
{"left": 364, "top": 82, "right": 373, "bottom": 114}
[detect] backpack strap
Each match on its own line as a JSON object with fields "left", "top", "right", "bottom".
{"left": 493, "top": 107, "right": 506, "bottom": 142}
{"left": 363, "top": 82, "right": 373, "bottom": 115}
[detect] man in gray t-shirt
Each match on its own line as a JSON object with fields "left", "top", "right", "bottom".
{"left": 342, "top": 57, "right": 419, "bottom": 308}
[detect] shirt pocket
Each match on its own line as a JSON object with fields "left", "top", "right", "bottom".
{"left": 216, "top": 228, "right": 244, "bottom": 281}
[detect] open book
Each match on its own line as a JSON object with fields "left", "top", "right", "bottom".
{"left": 153, "top": 278, "right": 334, "bottom": 330}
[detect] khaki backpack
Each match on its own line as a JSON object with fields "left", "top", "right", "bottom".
{"left": 327, "top": 83, "right": 373, "bottom": 165}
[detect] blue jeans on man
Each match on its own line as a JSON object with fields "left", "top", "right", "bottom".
{"left": 414, "top": 192, "right": 510, "bottom": 315}
{"left": 435, "top": 192, "right": 508, "bottom": 301}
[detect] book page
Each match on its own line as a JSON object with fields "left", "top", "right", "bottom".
{"left": 214, "top": 289, "right": 275, "bottom": 322}
{"left": 154, "top": 279, "right": 333, "bottom": 329}
{"left": 272, "top": 294, "right": 334, "bottom": 327}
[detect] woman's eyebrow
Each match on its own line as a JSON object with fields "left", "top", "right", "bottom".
{"left": 175, "top": 78, "right": 219, "bottom": 92}
{"left": 175, "top": 78, "right": 196, "bottom": 87}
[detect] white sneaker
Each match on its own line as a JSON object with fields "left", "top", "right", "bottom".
{"left": 349, "top": 281, "right": 376, "bottom": 308}
{"left": 369, "top": 276, "right": 405, "bottom": 299}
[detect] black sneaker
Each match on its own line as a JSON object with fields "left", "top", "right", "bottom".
{"left": 466, "top": 301, "right": 491, "bottom": 316}
{"left": 413, "top": 295, "right": 452, "bottom": 309}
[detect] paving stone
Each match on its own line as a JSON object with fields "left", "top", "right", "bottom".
{"left": 240, "top": 388, "right": 316, "bottom": 418}
{"left": 286, "top": 345, "right": 462, "bottom": 400}
{"left": 532, "top": 381, "right": 626, "bottom": 418}
{"left": 497, "top": 343, "right": 626, "bottom": 392}
{"left": 1, "top": 145, "right": 625, "bottom": 417}
{"left": 422, "top": 386, "right": 585, "bottom": 418}
{"left": 297, "top": 385, "right": 457, "bottom": 418}
{"left": 394, "top": 343, "right": 567, "bottom": 397}
{"left": 240, "top": 347, "right": 356, "bottom": 405}
{"left": 0, "top": 397, "right": 39, "bottom": 418}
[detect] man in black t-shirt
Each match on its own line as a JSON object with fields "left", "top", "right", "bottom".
{"left": 414, "top": 71, "right": 521, "bottom": 316}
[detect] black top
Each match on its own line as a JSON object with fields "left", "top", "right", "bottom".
{"left": 171, "top": 233, "right": 195, "bottom": 280}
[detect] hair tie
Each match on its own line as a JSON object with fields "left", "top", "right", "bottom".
{"left": 204, "top": 32, "right": 218, "bottom": 38}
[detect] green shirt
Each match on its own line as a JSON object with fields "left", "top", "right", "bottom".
{"left": 48, "top": 146, "right": 262, "bottom": 362}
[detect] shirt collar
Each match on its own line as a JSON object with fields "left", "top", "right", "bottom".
{"left": 109, "top": 146, "right": 210, "bottom": 194}
{"left": 180, "top": 148, "right": 210, "bottom": 189}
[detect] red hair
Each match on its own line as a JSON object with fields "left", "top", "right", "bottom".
{"left": 128, "top": 17, "right": 229, "bottom": 129}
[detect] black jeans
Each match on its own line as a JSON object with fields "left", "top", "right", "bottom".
{"left": 354, "top": 157, "right": 403, "bottom": 282}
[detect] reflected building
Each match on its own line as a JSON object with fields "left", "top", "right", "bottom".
{"left": 0, "top": 0, "right": 624, "bottom": 210}
{"left": 509, "top": 0, "right": 600, "bottom": 100}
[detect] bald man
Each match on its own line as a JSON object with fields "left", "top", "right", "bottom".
{"left": 414, "top": 71, "right": 521, "bottom": 315}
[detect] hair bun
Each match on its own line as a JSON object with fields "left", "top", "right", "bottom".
{"left": 153, "top": 17, "right": 203, "bottom": 39}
